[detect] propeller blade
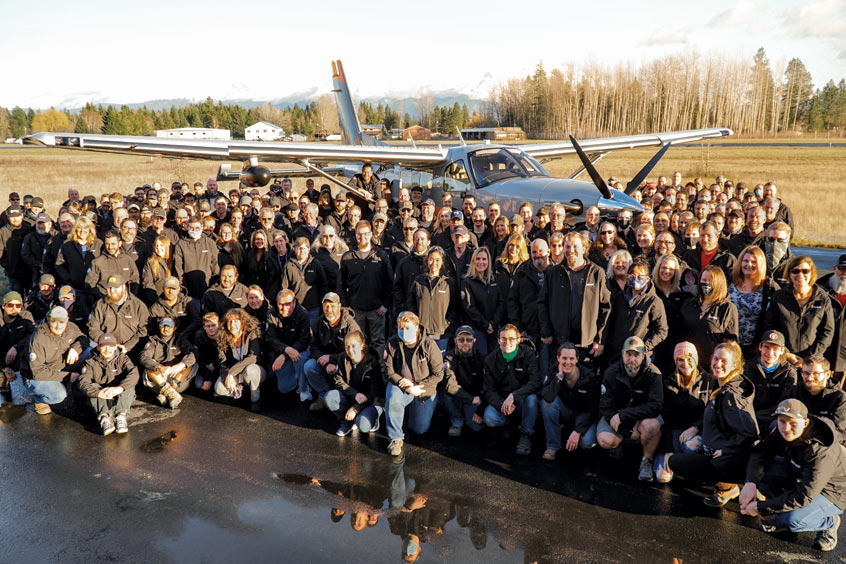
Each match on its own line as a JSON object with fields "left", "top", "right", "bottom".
{"left": 569, "top": 135, "right": 612, "bottom": 200}
{"left": 625, "top": 142, "right": 672, "bottom": 195}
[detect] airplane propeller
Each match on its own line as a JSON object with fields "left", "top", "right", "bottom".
{"left": 569, "top": 135, "right": 612, "bottom": 200}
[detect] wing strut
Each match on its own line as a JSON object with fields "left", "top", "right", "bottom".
{"left": 566, "top": 151, "right": 608, "bottom": 179}
{"left": 298, "top": 159, "right": 374, "bottom": 202}
{"left": 624, "top": 143, "right": 672, "bottom": 195}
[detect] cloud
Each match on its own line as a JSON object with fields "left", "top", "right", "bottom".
{"left": 707, "top": 0, "right": 759, "bottom": 27}
{"left": 638, "top": 26, "right": 691, "bottom": 46}
{"left": 782, "top": 0, "right": 846, "bottom": 38}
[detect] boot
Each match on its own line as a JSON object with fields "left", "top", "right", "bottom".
{"left": 160, "top": 383, "right": 183, "bottom": 409}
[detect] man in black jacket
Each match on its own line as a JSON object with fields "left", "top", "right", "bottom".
{"left": 508, "top": 238, "right": 551, "bottom": 374}
{"left": 0, "top": 291, "right": 36, "bottom": 390}
{"left": 201, "top": 265, "right": 248, "bottom": 317}
{"left": 597, "top": 336, "right": 664, "bottom": 482}
{"left": 482, "top": 324, "right": 541, "bottom": 456}
{"left": 793, "top": 355, "right": 846, "bottom": 446}
{"left": 173, "top": 216, "right": 219, "bottom": 304}
{"left": 78, "top": 334, "right": 139, "bottom": 435}
{"left": 740, "top": 399, "right": 846, "bottom": 551}
{"left": 743, "top": 330, "right": 797, "bottom": 432}
{"left": 267, "top": 290, "right": 312, "bottom": 400}
{"left": 20, "top": 213, "right": 53, "bottom": 288}
{"left": 85, "top": 230, "right": 140, "bottom": 298}
{"left": 0, "top": 206, "right": 32, "bottom": 294}
{"left": 541, "top": 342, "right": 600, "bottom": 460}
{"left": 89, "top": 275, "right": 150, "bottom": 361}
{"left": 441, "top": 325, "right": 486, "bottom": 437}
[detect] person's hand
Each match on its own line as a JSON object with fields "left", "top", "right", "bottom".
{"left": 542, "top": 337, "right": 553, "bottom": 345}
{"left": 225, "top": 374, "right": 237, "bottom": 393}
{"left": 272, "top": 354, "right": 286, "bottom": 372}
{"left": 406, "top": 494, "right": 427, "bottom": 511}
{"left": 5, "top": 347, "right": 17, "bottom": 365}
{"left": 326, "top": 363, "right": 337, "bottom": 375}
{"left": 201, "top": 380, "right": 212, "bottom": 392}
{"left": 97, "top": 386, "right": 123, "bottom": 400}
{"left": 590, "top": 342, "right": 604, "bottom": 357}
{"left": 712, "top": 449, "right": 723, "bottom": 458}
{"left": 377, "top": 306, "right": 387, "bottom": 316}
{"left": 501, "top": 393, "right": 515, "bottom": 415}
{"left": 5, "top": 368, "right": 17, "bottom": 382}
{"left": 66, "top": 348, "right": 79, "bottom": 365}
{"left": 206, "top": 363, "right": 215, "bottom": 372}
{"left": 679, "top": 426, "right": 698, "bottom": 444}
{"left": 739, "top": 483, "right": 758, "bottom": 510}
{"left": 407, "top": 385, "right": 424, "bottom": 397}
{"left": 345, "top": 407, "right": 358, "bottom": 421}
{"left": 472, "top": 413, "right": 483, "bottom": 425}
{"left": 785, "top": 352, "right": 802, "bottom": 367}
{"left": 566, "top": 431, "right": 581, "bottom": 452}
{"left": 740, "top": 500, "right": 759, "bottom": 517}
{"left": 354, "top": 393, "right": 367, "bottom": 404}
{"left": 610, "top": 413, "right": 621, "bottom": 432}
{"left": 318, "top": 355, "right": 330, "bottom": 366}
{"left": 285, "top": 347, "right": 300, "bottom": 362}
{"left": 117, "top": 344, "right": 127, "bottom": 354}
{"left": 397, "top": 378, "right": 414, "bottom": 389}
{"left": 472, "top": 396, "right": 481, "bottom": 406}
{"left": 69, "top": 372, "right": 80, "bottom": 383}
{"left": 486, "top": 324, "right": 494, "bottom": 334}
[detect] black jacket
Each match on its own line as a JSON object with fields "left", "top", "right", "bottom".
{"left": 537, "top": 261, "right": 611, "bottom": 347}
{"left": 677, "top": 297, "right": 738, "bottom": 370}
{"left": 507, "top": 261, "right": 547, "bottom": 336}
{"left": 330, "top": 350, "right": 384, "bottom": 407}
{"left": 281, "top": 257, "right": 327, "bottom": 312}
{"left": 409, "top": 274, "right": 458, "bottom": 339}
{"left": 218, "top": 330, "right": 261, "bottom": 377}
{"left": 795, "top": 385, "right": 846, "bottom": 447}
{"left": 139, "top": 332, "right": 196, "bottom": 371}
{"left": 661, "top": 370, "right": 714, "bottom": 431}
{"left": 149, "top": 294, "right": 200, "bottom": 334}
{"left": 78, "top": 350, "right": 139, "bottom": 398}
{"left": 173, "top": 236, "right": 219, "bottom": 298}
{"left": 22, "top": 322, "right": 87, "bottom": 381}
{"left": 309, "top": 309, "right": 361, "bottom": 359}
{"left": 0, "top": 222, "right": 32, "bottom": 280}
{"left": 56, "top": 239, "right": 102, "bottom": 290}
{"left": 314, "top": 245, "right": 346, "bottom": 293}
{"left": 482, "top": 344, "right": 541, "bottom": 411}
{"left": 744, "top": 360, "right": 798, "bottom": 428}
{"left": 442, "top": 347, "right": 486, "bottom": 412}
{"left": 0, "top": 311, "right": 35, "bottom": 370}
{"left": 201, "top": 282, "right": 249, "bottom": 318}
{"left": 88, "top": 293, "right": 150, "bottom": 353}
{"left": 385, "top": 335, "right": 444, "bottom": 399}
{"left": 701, "top": 376, "right": 759, "bottom": 454}
{"left": 393, "top": 253, "right": 427, "bottom": 312}
{"left": 599, "top": 359, "right": 663, "bottom": 437}
{"left": 541, "top": 365, "right": 599, "bottom": 433}
{"left": 682, "top": 247, "right": 736, "bottom": 279}
{"left": 20, "top": 229, "right": 51, "bottom": 283}
{"left": 817, "top": 273, "right": 846, "bottom": 372}
{"left": 265, "top": 304, "right": 312, "bottom": 357}
{"left": 461, "top": 276, "right": 503, "bottom": 333}
{"left": 339, "top": 247, "right": 393, "bottom": 310}
{"left": 604, "top": 281, "right": 668, "bottom": 356}
{"left": 764, "top": 285, "right": 834, "bottom": 359}
{"left": 41, "top": 231, "right": 68, "bottom": 279}
{"left": 747, "top": 415, "right": 846, "bottom": 516}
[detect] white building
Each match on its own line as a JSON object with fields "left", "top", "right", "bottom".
{"left": 246, "top": 121, "right": 285, "bottom": 141}
{"left": 290, "top": 133, "right": 307, "bottom": 143}
{"left": 155, "top": 127, "right": 231, "bottom": 140}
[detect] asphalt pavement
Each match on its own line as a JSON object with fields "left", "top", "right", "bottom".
{"left": 1, "top": 390, "right": 841, "bottom": 564}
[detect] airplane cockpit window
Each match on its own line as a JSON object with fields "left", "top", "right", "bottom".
{"left": 444, "top": 160, "right": 471, "bottom": 192}
{"left": 507, "top": 149, "right": 551, "bottom": 178}
{"left": 468, "top": 148, "right": 545, "bottom": 187}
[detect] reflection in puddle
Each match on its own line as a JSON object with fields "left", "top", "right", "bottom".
{"left": 0, "top": 403, "right": 26, "bottom": 425}
{"left": 143, "top": 430, "right": 178, "bottom": 453}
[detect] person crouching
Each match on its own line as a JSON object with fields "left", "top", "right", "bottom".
{"left": 78, "top": 334, "right": 139, "bottom": 435}
{"left": 139, "top": 317, "right": 197, "bottom": 409}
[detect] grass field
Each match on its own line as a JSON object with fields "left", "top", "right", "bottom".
{"left": 1, "top": 142, "right": 844, "bottom": 246}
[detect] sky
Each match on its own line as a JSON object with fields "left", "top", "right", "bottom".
{"left": 1, "top": 0, "right": 844, "bottom": 109}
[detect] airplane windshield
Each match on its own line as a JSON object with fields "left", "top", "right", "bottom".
{"left": 468, "top": 148, "right": 547, "bottom": 187}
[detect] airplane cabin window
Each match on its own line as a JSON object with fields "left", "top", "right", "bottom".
{"left": 444, "top": 160, "right": 470, "bottom": 192}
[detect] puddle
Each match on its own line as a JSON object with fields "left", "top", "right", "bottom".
{"left": 143, "top": 430, "right": 178, "bottom": 453}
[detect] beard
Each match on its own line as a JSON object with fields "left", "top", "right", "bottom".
{"left": 624, "top": 362, "right": 640, "bottom": 377}
{"left": 829, "top": 275, "right": 846, "bottom": 295}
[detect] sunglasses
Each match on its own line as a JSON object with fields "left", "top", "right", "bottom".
{"left": 4, "top": 303, "right": 22, "bottom": 309}
{"left": 791, "top": 268, "right": 812, "bottom": 275}
{"left": 456, "top": 337, "right": 474, "bottom": 343}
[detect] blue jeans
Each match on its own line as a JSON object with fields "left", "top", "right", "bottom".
{"left": 274, "top": 350, "right": 309, "bottom": 394}
{"left": 434, "top": 337, "right": 449, "bottom": 356}
{"left": 772, "top": 493, "right": 843, "bottom": 532}
{"left": 303, "top": 358, "right": 331, "bottom": 396}
{"left": 307, "top": 308, "right": 320, "bottom": 329}
{"left": 385, "top": 383, "right": 438, "bottom": 440}
{"left": 483, "top": 393, "right": 538, "bottom": 435}
{"left": 473, "top": 329, "right": 492, "bottom": 356}
{"left": 442, "top": 394, "right": 483, "bottom": 431}
{"left": 541, "top": 397, "right": 597, "bottom": 450}
{"left": 10, "top": 377, "right": 67, "bottom": 405}
{"left": 324, "top": 389, "right": 383, "bottom": 432}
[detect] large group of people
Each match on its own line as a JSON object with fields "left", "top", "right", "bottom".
{"left": 1, "top": 170, "right": 845, "bottom": 550}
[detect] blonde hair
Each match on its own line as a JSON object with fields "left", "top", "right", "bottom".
{"left": 732, "top": 245, "right": 767, "bottom": 287}
{"left": 70, "top": 215, "right": 96, "bottom": 246}
{"left": 498, "top": 233, "right": 529, "bottom": 265}
{"left": 465, "top": 246, "right": 493, "bottom": 284}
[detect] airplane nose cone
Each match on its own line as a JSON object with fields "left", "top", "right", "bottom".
{"left": 598, "top": 189, "right": 643, "bottom": 213}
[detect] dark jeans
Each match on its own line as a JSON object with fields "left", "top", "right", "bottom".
{"left": 668, "top": 448, "right": 750, "bottom": 484}
{"left": 89, "top": 388, "right": 136, "bottom": 418}
{"left": 353, "top": 308, "right": 386, "bottom": 362}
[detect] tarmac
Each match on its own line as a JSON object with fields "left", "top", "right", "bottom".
{"left": 1, "top": 389, "right": 842, "bottom": 564}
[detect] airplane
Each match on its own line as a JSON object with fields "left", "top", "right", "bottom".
{"left": 23, "top": 60, "right": 733, "bottom": 219}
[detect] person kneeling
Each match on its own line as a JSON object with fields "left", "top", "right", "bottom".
{"left": 541, "top": 342, "right": 600, "bottom": 460}
{"left": 326, "top": 331, "right": 384, "bottom": 437}
{"left": 740, "top": 399, "right": 846, "bottom": 551}
{"left": 139, "top": 317, "right": 197, "bottom": 409}
{"left": 597, "top": 336, "right": 663, "bottom": 482}
{"left": 78, "top": 334, "right": 139, "bottom": 435}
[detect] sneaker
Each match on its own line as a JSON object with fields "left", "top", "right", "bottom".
{"left": 369, "top": 415, "right": 380, "bottom": 433}
{"left": 33, "top": 402, "right": 52, "bottom": 416}
{"left": 703, "top": 483, "right": 740, "bottom": 507}
{"left": 638, "top": 457, "right": 654, "bottom": 482}
{"left": 515, "top": 433, "right": 531, "bottom": 456}
{"left": 608, "top": 445, "right": 624, "bottom": 459}
{"left": 336, "top": 422, "right": 356, "bottom": 437}
{"left": 100, "top": 416, "right": 115, "bottom": 436}
{"left": 387, "top": 438, "right": 404, "bottom": 456}
{"left": 448, "top": 425, "right": 461, "bottom": 437}
{"left": 114, "top": 413, "right": 129, "bottom": 434}
{"left": 299, "top": 390, "right": 313, "bottom": 402}
{"left": 542, "top": 448, "right": 557, "bottom": 461}
{"left": 156, "top": 393, "right": 167, "bottom": 406}
{"left": 160, "top": 383, "right": 183, "bottom": 409}
{"left": 814, "top": 514, "right": 840, "bottom": 551}
{"left": 309, "top": 397, "right": 325, "bottom": 412}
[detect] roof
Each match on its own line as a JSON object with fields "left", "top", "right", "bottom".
{"left": 247, "top": 121, "right": 284, "bottom": 131}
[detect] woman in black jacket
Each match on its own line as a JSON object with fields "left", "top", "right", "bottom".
{"left": 666, "top": 341, "right": 759, "bottom": 506}
{"left": 55, "top": 216, "right": 102, "bottom": 306}
{"left": 214, "top": 307, "right": 265, "bottom": 409}
{"left": 492, "top": 234, "right": 527, "bottom": 326}
{"left": 324, "top": 330, "right": 385, "bottom": 436}
{"left": 243, "top": 230, "right": 276, "bottom": 297}
{"left": 409, "top": 246, "right": 458, "bottom": 354}
{"left": 652, "top": 254, "right": 693, "bottom": 373}
{"left": 677, "top": 265, "right": 739, "bottom": 371}
{"left": 140, "top": 235, "right": 172, "bottom": 306}
{"left": 461, "top": 246, "right": 503, "bottom": 356}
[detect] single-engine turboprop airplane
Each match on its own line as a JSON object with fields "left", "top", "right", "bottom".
{"left": 24, "top": 60, "right": 733, "bottom": 219}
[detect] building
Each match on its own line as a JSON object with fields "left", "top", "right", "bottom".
{"left": 360, "top": 124, "right": 384, "bottom": 137}
{"left": 459, "top": 127, "right": 525, "bottom": 141}
{"left": 155, "top": 127, "right": 231, "bottom": 140}
{"left": 246, "top": 121, "right": 285, "bottom": 141}
{"left": 290, "top": 134, "right": 308, "bottom": 143}
{"left": 401, "top": 125, "right": 431, "bottom": 141}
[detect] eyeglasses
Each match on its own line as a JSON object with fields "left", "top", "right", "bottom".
{"left": 802, "top": 370, "right": 828, "bottom": 378}
{"left": 600, "top": 231, "right": 616, "bottom": 235}
{"left": 456, "top": 337, "right": 474, "bottom": 343}
{"left": 403, "top": 227, "right": 416, "bottom": 232}
{"left": 791, "top": 268, "right": 812, "bottom": 275}
{"left": 499, "top": 337, "right": 519, "bottom": 343}
{"left": 4, "top": 303, "right": 22, "bottom": 309}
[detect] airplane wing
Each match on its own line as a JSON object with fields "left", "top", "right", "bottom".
{"left": 518, "top": 127, "right": 733, "bottom": 161}
{"left": 23, "top": 131, "right": 447, "bottom": 168}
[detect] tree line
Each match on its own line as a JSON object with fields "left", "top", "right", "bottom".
{"left": 487, "top": 48, "right": 846, "bottom": 138}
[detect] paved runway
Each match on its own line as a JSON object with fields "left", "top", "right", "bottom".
{"left": 1, "top": 391, "right": 839, "bottom": 563}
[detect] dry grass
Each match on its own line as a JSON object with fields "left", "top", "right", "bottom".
{"left": 1, "top": 143, "right": 844, "bottom": 246}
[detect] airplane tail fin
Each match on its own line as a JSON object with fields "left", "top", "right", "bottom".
{"left": 332, "top": 60, "right": 382, "bottom": 147}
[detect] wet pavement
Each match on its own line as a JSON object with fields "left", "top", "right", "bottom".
{"left": 1, "top": 392, "right": 842, "bottom": 564}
